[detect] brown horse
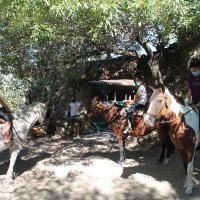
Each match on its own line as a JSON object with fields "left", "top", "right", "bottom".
{"left": 89, "top": 97, "right": 174, "bottom": 165}
{"left": 144, "top": 87, "right": 199, "bottom": 194}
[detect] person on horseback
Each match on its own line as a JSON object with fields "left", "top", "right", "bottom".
{"left": 124, "top": 75, "right": 148, "bottom": 134}
{"left": 0, "top": 97, "right": 13, "bottom": 143}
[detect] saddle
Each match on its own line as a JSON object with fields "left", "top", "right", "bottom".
{"left": 0, "top": 119, "right": 5, "bottom": 124}
{"left": 132, "top": 109, "right": 145, "bottom": 116}
{"left": 115, "top": 101, "right": 126, "bottom": 107}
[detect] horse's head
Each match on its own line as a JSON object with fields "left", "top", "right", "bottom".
{"left": 34, "top": 102, "right": 48, "bottom": 124}
{"left": 144, "top": 86, "right": 171, "bottom": 127}
{"left": 88, "top": 97, "right": 100, "bottom": 118}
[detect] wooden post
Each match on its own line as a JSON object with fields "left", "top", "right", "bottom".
{"left": 125, "top": 93, "right": 127, "bottom": 100}
{"left": 114, "top": 92, "right": 116, "bottom": 101}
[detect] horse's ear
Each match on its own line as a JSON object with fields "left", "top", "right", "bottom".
{"left": 93, "top": 96, "right": 99, "bottom": 102}
{"left": 148, "top": 85, "right": 156, "bottom": 92}
{"left": 159, "top": 84, "right": 165, "bottom": 93}
{"left": 45, "top": 100, "right": 49, "bottom": 107}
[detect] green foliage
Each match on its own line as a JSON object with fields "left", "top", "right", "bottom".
{"left": 0, "top": 0, "right": 199, "bottom": 104}
{"left": 0, "top": 74, "right": 28, "bottom": 109}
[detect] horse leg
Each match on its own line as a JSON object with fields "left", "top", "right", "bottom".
{"left": 185, "top": 158, "right": 195, "bottom": 194}
{"left": 7, "top": 145, "right": 20, "bottom": 183}
{"left": 158, "top": 140, "right": 166, "bottom": 163}
{"left": 177, "top": 148, "right": 195, "bottom": 194}
{"left": 157, "top": 128, "right": 168, "bottom": 164}
{"left": 158, "top": 124, "right": 172, "bottom": 165}
{"left": 117, "top": 135, "right": 126, "bottom": 165}
{"left": 163, "top": 138, "right": 175, "bottom": 165}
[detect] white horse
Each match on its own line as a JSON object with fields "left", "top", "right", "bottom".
{"left": 0, "top": 102, "right": 47, "bottom": 183}
{"left": 144, "top": 87, "right": 199, "bottom": 194}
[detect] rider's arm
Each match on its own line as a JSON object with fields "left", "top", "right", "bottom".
{"left": 0, "top": 98, "right": 11, "bottom": 112}
{"left": 133, "top": 93, "right": 141, "bottom": 103}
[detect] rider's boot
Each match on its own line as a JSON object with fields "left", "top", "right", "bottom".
{"left": 123, "top": 119, "right": 132, "bottom": 134}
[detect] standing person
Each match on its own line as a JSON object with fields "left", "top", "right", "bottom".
{"left": 124, "top": 75, "right": 148, "bottom": 134}
{"left": 68, "top": 97, "right": 83, "bottom": 138}
{"left": 187, "top": 57, "right": 200, "bottom": 128}
{"left": 187, "top": 57, "right": 200, "bottom": 107}
{"left": 0, "top": 97, "right": 13, "bottom": 143}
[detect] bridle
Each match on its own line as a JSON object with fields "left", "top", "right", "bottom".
{"left": 146, "top": 92, "right": 194, "bottom": 124}
{"left": 89, "top": 100, "right": 122, "bottom": 129}
{"left": 89, "top": 100, "right": 116, "bottom": 116}
{"left": 146, "top": 93, "right": 169, "bottom": 121}
{"left": 88, "top": 99, "right": 99, "bottom": 117}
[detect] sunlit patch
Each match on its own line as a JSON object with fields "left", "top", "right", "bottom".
{"left": 130, "top": 173, "right": 176, "bottom": 197}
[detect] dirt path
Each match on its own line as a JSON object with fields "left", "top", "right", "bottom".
{"left": 0, "top": 131, "right": 200, "bottom": 200}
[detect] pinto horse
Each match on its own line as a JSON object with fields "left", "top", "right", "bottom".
{"left": 144, "top": 87, "right": 199, "bottom": 194}
{"left": 89, "top": 97, "right": 174, "bottom": 165}
{"left": 0, "top": 102, "right": 47, "bottom": 183}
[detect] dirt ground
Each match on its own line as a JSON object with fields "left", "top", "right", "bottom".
{"left": 0, "top": 131, "right": 200, "bottom": 200}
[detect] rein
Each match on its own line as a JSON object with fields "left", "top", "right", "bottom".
{"left": 90, "top": 101, "right": 122, "bottom": 131}
{"left": 149, "top": 97, "right": 194, "bottom": 124}
{"left": 91, "top": 121, "right": 111, "bottom": 131}
{"left": 12, "top": 113, "right": 44, "bottom": 142}
{"left": 147, "top": 92, "right": 196, "bottom": 124}
{"left": 146, "top": 94, "right": 169, "bottom": 121}
{"left": 159, "top": 107, "right": 194, "bottom": 124}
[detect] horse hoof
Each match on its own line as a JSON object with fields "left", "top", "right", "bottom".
{"left": 163, "top": 159, "right": 170, "bottom": 165}
{"left": 7, "top": 178, "right": 14, "bottom": 185}
{"left": 157, "top": 159, "right": 163, "bottom": 164}
{"left": 118, "top": 161, "right": 125, "bottom": 165}
{"left": 185, "top": 188, "right": 192, "bottom": 195}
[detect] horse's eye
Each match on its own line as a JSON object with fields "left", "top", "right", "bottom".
{"left": 158, "top": 100, "right": 162, "bottom": 103}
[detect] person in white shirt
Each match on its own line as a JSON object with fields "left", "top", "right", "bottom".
{"left": 124, "top": 75, "right": 148, "bottom": 134}
{"left": 68, "top": 97, "right": 83, "bottom": 138}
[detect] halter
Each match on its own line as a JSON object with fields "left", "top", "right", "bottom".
{"left": 89, "top": 99, "right": 99, "bottom": 115}
{"left": 146, "top": 94, "right": 169, "bottom": 121}
{"left": 89, "top": 100, "right": 116, "bottom": 116}
{"left": 147, "top": 93, "right": 194, "bottom": 124}
{"left": 89, "top": 100, "right": 122, "bottom": 130}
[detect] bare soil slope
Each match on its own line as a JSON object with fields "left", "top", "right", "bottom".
{"left": 0, "top": 131, "right": 200, "bottom": 200}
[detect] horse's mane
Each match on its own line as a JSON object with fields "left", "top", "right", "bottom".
{"left": 12, "top": 102, "right": 44, "bottom": 115}
{"left": 149, "top": 89, "right": 160, "bottom": 102}
{"left": 150, "top": 88, "right": 181, "bottom": 117}
{"left": 165, "top": 88, "right": 193, "bottom": 117}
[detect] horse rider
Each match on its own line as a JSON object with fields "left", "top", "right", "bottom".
{"left": 124, "top": 75, "right": 148, "bottom": 134}
{"left": 0, "top": 97, "right": 13, "bottom": 143}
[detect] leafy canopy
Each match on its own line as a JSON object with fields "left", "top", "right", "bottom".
{"left": 0, "top": 0, "right": 199, "bottom": 106}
